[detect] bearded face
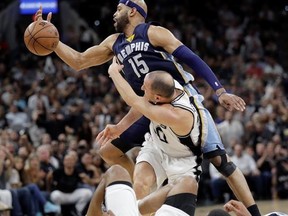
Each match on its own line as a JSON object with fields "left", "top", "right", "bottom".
{"left": 114, "top": 11, "right": 130, "bottom": 33}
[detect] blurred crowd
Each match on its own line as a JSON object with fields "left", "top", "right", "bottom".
{"left": 0, "top": 0, "right": 287, "bottom": 215}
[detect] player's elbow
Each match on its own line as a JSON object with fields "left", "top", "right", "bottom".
{"left": 72, "top": 61, "right": 89, "bottom": 72}
{"left": 126, "top": 100, "right": 135, "bottom": 108}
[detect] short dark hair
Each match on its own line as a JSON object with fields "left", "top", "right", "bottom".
{"left": 207, "top": 209, "right": 231, "bottom": 216}
{"left": 150, "top": 71, "right": 174, "bottom": 98}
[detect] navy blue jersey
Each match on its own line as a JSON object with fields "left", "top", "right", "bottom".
{"left": 112, "top": 22, "right": 194, "bottom": 96}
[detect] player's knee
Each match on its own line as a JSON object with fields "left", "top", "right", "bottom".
{"left": 171, "top": 176, "right": 198, "bottom": 195}
{"left": 50, "top": 191, "right": 62, "bottom": 204}
{"left": 133, "top": 166, "right": 156, "bottom": 199}
{"left": 134, "top": 171, "right": 155, "bottom": 188}
{"left": 98, "top": 145, "right": 108, "bottom": 159}
{"left": 179, "top": 176, "right": 198, "bottom": 192}
{"left": 211, "top": 154, "right": 236, "bottom": 177}
{"left": 106, "top": 164, "right": 131, "bottom": 182}
{"left": 133, "top": 162, "right": 156, "bottom": 187}
{"left": 98, "top": 144, "right": 121, "bottom": 162}
{"left": 107, "top": 164, "right": 126, "bottom": 175}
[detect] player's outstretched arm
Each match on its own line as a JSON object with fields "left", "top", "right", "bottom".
{"left": 86, "top": 178, "right": 106, "bottom": 216}
{"left": 148, "top": 25, "right": 246, "bottom": 112}
{"left": 108, "top": 58, "right": 193, "bottom": 131}
{"left": 34, "top": 6, "right": 115, "bottom": 71}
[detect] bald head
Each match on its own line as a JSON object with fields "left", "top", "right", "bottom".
{"left": 147, "top": 71, "right": 175, "bottom": 98}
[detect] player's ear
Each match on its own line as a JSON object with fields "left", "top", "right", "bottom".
{"left": 129, "top": 7, "right": 138, "bottom": 17}
{"left": 155, "top": 95, "right": 161, "bottom": 103}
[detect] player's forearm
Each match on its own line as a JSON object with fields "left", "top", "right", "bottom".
{"left": 172, "top": 45, "right": 225, "bottom": 92}
{"left": 54, "top": 42, "right": 84, "bottom": 71}
{"left": 139, "top": 183, "right": 172, "bottom": 214}
{"left": 86, "top": 179, "right": 105, "bottom": 216}
{"left": 109, "top": 71, "right": 139, "bottom": 108}
{"left": 117, "top": 107, "right": 143, "bottom": 132}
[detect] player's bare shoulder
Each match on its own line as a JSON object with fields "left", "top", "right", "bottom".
{"left": 147, "top": 25, "right": 181, "bottom": 52}
{"left": 147, "top": 25, "right": 168, "bottom": 39}
{"left": 100, "top": 33, "right": 121, "bottom": 50}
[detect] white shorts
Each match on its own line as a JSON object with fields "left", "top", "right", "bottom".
{"left": 0, "top": 189, "right": 12, "bottom": 207}
{"left": 136, "top": 138, "right": 201, "bottom": 189}
{"left": 155, "top": 204, "right": 189, "bottom": 216}
{"left": 105, "top": 183, "right": 139, "bottom": 216}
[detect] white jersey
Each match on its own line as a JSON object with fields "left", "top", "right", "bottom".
{"left": 149, "top": 80, "right": 204, "bottom": 158}
{"left": 137, "top": 81, "right": 207, "bottom": 187}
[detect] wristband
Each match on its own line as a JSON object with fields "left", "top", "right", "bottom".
{"left": 217, "top": 91, "right": 227, "bottom": 98}
{"left": 172, "top": 45, "right": 223, "bottom": 91}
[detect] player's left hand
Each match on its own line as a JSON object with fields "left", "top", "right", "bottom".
{"left": 34, "top": 5, "right": 52, "bottom": 22}
{"left": 108, "top": 56, "right": 124, "bottom": 76}
{"left": 96, "top": 130, "right": 113, "bottom": 147}
{"left": 102, "top": 210, "right": 115, "bottom": 216}
{"left": 218, "top": 93, "right": 246, "bottom": 112}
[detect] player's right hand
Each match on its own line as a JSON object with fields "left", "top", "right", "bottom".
{"left": 218, "top": 93, "right": 246, "bottom": 112}
{"left": 223, "top": 200, "right": 251, "bottom": 216}
{"left": 103, "top": 210, "right": 115, "bottom": 216}
{"left": 34, "top": 5, "right": 52, "bottom": 22}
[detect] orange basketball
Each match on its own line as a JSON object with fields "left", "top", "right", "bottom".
{"left": 24, "top": 20, "right": 59, "bottom": 56}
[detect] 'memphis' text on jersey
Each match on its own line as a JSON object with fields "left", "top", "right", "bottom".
{"left": 117, "top": 42, "right": 149, "bottom": 62}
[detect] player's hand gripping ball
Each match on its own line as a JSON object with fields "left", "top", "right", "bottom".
{"left": 24, "top": 19, "right": 59, "bottom": 56}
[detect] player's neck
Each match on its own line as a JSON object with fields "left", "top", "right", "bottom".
{"left": 124, "top": 20, "right": 144, "bottom": 37}
{"left": 171, "top": 89, "right": 183, "bottom": 101}
{"left": 160, "top": 89, "right": 182, "bottom": 104}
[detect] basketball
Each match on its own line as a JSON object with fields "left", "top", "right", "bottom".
{"left": 24, "top": 19, "right": 59, "bottom": 56}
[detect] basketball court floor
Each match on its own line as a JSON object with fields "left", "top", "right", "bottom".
{"left": 195, "top": 199, "right": 288, "bottom": 216}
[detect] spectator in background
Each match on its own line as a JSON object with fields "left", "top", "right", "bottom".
{"left": 50, "top": 154, "right": 93, "bottom": 216}
{"left": 77, "top": 114, "right": 93, "bottom": 147}
{"left": 263, "top": 53, "right": 284, "bottom": 81}
{"left": 217, "top": 111, "right": 244, "bottom": 154}
{"left": 91, "top": 150, "right": 107, "bottom": 177}
{"left": 0, "top": 145, "right": 35, "bottom": 216}
{"left": 209, "top": 162, "right": 232, "bottom": 204}
{"left": 253, "top": 142, "right": 275, "bottom": 199}
{"left": 27, "top": 87, "right": 50, "bottom": 114}
{"left": 8, "top": 155, "right": 61, "bottom": 216}
{"left": 245, "top": 53, "right": 264, "bottom": 79}
{"left": 51, "top": 140, "right": 66, "bottom": 166}
{"left": 214, "top": 105, "right": 226, "bottom": 124}
{"left": 0, "top": 105, "right": 8, "bottom": 129}
{"left": 5, "top": 102, "right": 30, "bottom": 132}
{"left": 65, "top": 102, "right": 84, "bottom": 136}
{"left": 230, "top": 143, "right": 262, "bottom": 199}
{"left": 79, "top": 25, "right": 100, "bottom": 52}
{"left": 0, "top": 189, "right": 12, "bottom": 215}
{"left": 77, "top": 152, "right": 101, "bottom": 192}
{"left": 1, "top": 85, "right": 14, "bottom": 107}
{"left": 18, "top": 130, "right": 33, "bottom": 156}
{"left": 272, "top": 144, "right": 288, "bottom": 200}
{"left": 34, "top": 108, "right": 67, "bottom": 141}
{"left": 36, "top": 144, "right": 57, "bottom": 191}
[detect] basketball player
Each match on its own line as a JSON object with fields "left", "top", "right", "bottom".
{"left": 86, "top": 164, "right": 198, "bottom": 216}
{"left": 97, "top": 57, "right": 202, "bottom": 215}
{"left": 224, "top": 200, "right": 288, "bottom": 216}
{"left": 35, "top": 1, "right": 260, "bottom": 215}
